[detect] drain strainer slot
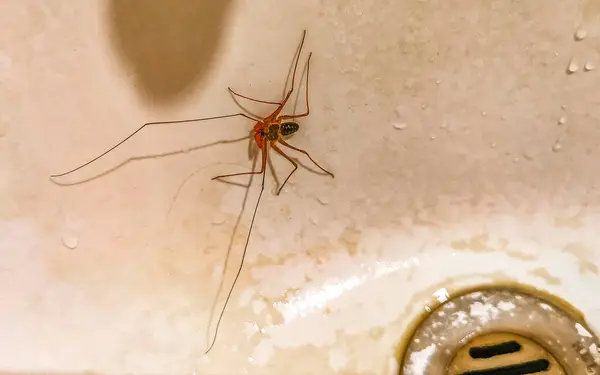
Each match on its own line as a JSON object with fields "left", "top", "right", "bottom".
{"left": 449, "top": 333, "right": 563, "bottom": 375}
{"left": 399, "top": 287, "right": 600, "bottom": 375}
{"left": 468, "top": 339, "right": 521, "bottom": 359}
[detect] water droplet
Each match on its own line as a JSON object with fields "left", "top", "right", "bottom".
{"left": 584, "top": 62, "right": 595, "bottom": 72}
{"left": 575, "top": 28, "right": 587, "bottom": 41}
{"left": 481, "top": 111, "right": 487, "bottom": 117}
{"left": 561, "top": 104, "right": 567, "bottom": 110}
{"left": 558, "top": 115, "right": 567, "bottom": 125}
{"left": 317, "top": 196, "right": 329, "bottom": 205}
{"left": 553, "top": 142, "right": 563, "bottom": 152}
{"left": 430, "top": 135, "right": 436, "bottom": 140}
{"left": 211, "top": 213, "right": 226, "bottom": 225}
{"left": 310, "top": 214, "right": 319, "bottom": 225}
{"left": 393, "top": 122, "right": 407, "bottom": 130}
{"left": 491, "top": 143, "right": 496, "bottom": 148}
{"left": 567, "top": 58, "right": 579, "bottom": 73}
{"left": 436, "top": 79, "right": 441, "bottom": 84}
{"left": 62, "top": 234, "right": 79, "bottom": 250}
{"left": 513, "top": 157, "right": 520, "bottom": 162}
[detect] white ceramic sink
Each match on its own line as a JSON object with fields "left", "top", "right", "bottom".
{"left": 1, "top": 1, "right": 599, "bottom": 374}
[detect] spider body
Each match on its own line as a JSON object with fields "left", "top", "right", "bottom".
{"left": 254, "top": 121, "right": 299, "bottom": 148}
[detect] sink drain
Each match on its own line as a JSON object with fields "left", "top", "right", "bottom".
{"left": 399, "top": 287, "right": 600, "bottom": 375}
{"left": 448, "top": 332, "right": 562, "bottom": 375}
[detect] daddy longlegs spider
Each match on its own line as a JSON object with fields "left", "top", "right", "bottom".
{"left": 50, "top": 30, "right": 334, "bottom": 353}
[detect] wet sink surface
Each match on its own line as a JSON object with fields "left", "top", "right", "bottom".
{"left": 1, "top": 0, "right": 600, "bottom": 374}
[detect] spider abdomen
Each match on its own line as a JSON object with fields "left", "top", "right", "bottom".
{"left": 281, "top": 122, "right": 299, "bottom": 137}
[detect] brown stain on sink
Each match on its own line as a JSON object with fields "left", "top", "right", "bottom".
{"left": 451, "top": 234, "right": 491, "bottom": 252}
{"left": 529, "top": 267, "right": 562, "bottom": 285}
{"left": 369, "top": 326, "right": 386, "bottom": 341}
{"left": 340, "top": 225, "right": 361, "bottom": 256}
{"left": 41, "top": 171, "right": 249, "bottom": 346}
{"left": 563, "top": 243, "right": 599, "bottom": 274}
{"left": 304, "top": 244, "right": 336, "bottom": 265}
{"left": 554, "top": 215, "right": 584, "bottom": 229}
{"left": 450, "top": 234, "right": 538, "bottom": 260}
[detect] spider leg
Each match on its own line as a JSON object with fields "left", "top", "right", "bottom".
{"left": 50, "top": 113, "right": 258, "bottom": 178}
{"left": 279, "top": 52, "right": 312, "bottom": 120}
{"left": 270, "top": 142, "right": 298, "bottom": 195}
{"left": 271, "top": 30, "right": 307, "bottom": 118}
{"left": 228, "top": 87, "right": 281, "bottom": 105}
{"left": 277, "top": 138, "right": 334, "bottom": 178}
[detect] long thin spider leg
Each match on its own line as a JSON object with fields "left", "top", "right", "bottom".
{"left": 271, "top": 30, "right": 307, "bottom": 118}
{"left": 211, "top": 142, "right": 268, "bottom": 180}
{"left": 205, "top": 143, "right": 267, "bottom": 354}
{"left": 278, "top": 138, "right": 334, "bottom": 178}
{"left": 271, "top": 142, "right": 298, "bottom": 195}
{"left": 228, "top": 87, "right": 281, "bottom": 105}
{"left": 279, "top": 52, "right": 312, "bottom": 120}
{"left": 50, "top": 113, "right": 258, "bottom": 178}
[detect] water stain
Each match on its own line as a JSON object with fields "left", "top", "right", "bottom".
{"left": 369, "top": 326, "right": 385, "bottom": 340}
{"left": 282, "top": 287, "right": 301, "bottom": 304}
{"left": 563, "top": 243, "right": 599, "bottom": 274}
{"left": 339, "top": 225, "right": 361, "bottom": 256}
{"left": 107, "top": 0, "right": 233, "bottom": 105}
{"left": 451, "top": 234, "right": 490, "bottom": 252}
{"left": 529, "top": 267, "right": 562, "bottom": 285}
{"left": 280, "top": 204, "right": 292, "bottom": 219}
{"left": 254, "top": 253, "right": 284, "bottom": 267}
{"left": 304, "top": 244, "right": 334, "bottom": 265}
{"left": 451, "top": 234, "right": 537, "bottom": 260}
{"left": 554, "top": 215, "right": 584, "bottom": 229}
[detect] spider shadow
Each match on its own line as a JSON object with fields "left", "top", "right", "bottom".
{"left": 211, "top": 132, "right": 330, "bottom": 195}
{"left": 203, "top": 154, "right": 258, "bottom": 350}
{"left": 166, "top": 139, "right": 284, "bottom": 350}
{"left": 50, "top": 135, "right": 251, "bottom": 187}
{"left": 200, "top": 141, "right": 325, "bottom": 353}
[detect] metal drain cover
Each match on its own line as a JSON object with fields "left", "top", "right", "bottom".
{"left": 399, "top": 287, "right": 600, "bottom": 375}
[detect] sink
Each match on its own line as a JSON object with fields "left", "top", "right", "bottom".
{"left": 1, "top": 0, "right": 599, "bottom": 374}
